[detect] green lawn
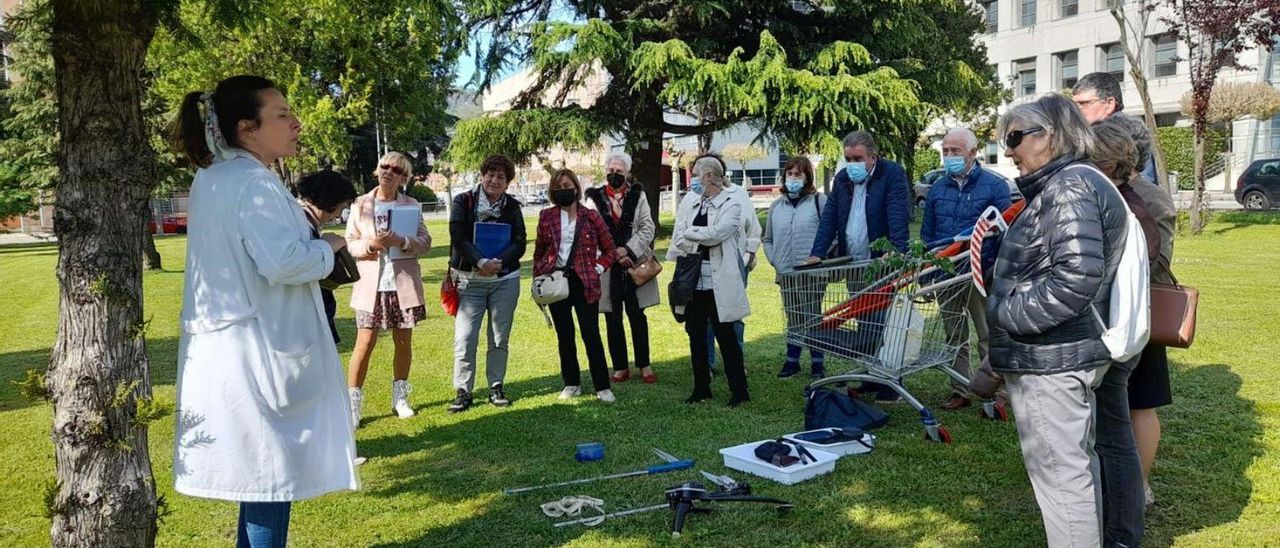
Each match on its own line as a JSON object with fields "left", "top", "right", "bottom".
{"left": 1, "top": 212, "right": 1277, "bottom": 547}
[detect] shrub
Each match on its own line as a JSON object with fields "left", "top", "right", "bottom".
{"left": 1155, "top": 126, "right": 1227, "bottom": 190}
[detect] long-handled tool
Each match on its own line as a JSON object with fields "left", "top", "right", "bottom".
{"left": 503, "top": 448, "right": 694, "bottom": 495}
{"left": 552, "top": 479, "right": 793, "bottom": 536}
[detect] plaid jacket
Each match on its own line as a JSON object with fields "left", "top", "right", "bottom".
{"left": 533, "top": 206, "right": 616, "bottom": 304}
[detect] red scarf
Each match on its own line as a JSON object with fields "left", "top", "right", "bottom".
{"left": 604, "top": 183, "right": 625, "bottom": 221}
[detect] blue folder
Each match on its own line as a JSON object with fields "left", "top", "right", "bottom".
{"left": 474, "top": 222, "right": 511, "bottom": 259}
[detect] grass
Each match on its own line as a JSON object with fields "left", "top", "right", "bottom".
{"left": 1, "top": 212, "right": 1277, "bottom": 547}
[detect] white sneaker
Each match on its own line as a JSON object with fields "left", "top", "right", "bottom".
{"left": 348, "top": 387, "right": 364, "bottom": 429}
{"left": 392, "top": 380, "right": 415, "bottom": 419}
{"left": 558, "top": 386, "right": 581, "bottom": 400}
{"left": 596, "top": 389, "right": 616, "bottom": 403}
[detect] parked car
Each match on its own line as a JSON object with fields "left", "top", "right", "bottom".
{"left": 1235, "top": 158, "right": 1280, "bottom": 210}
{"left": 525, "top": 192, "right": 549, "bottom": 205}
{"left": 913, "top": 167, "right": 1023, "bottom": 208}
{"left": 148, "top": 214, "right": 187, "bottom": 235}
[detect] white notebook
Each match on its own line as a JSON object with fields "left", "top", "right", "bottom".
{"left": 387, "top": 205, "right": 421, "bottom": 260}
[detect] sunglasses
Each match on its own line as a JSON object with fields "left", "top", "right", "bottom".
{"left": 1004, "top": 127, "right": 1044, "bottom": 149}
{"left": 379, "top": 164, "right": 407, "bottom": 177}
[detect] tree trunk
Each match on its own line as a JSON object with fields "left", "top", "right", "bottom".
{"left": 48, "top": 1, "right": 159, "bottom": 546}
{"left": 1190, "top": 122, "right": 1207, "bottom": 234}
{"left": 630, "top": 98, "right": 666, "bottom": 228}
{"left": 142, "top": 210, "right": 162, "bottom": 271}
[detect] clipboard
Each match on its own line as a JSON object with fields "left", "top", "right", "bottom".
{"left": 387, "top": 205, "right": 421, "bottom": 260}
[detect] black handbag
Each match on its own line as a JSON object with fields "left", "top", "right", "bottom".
{"left": 804, "top": 387, "right": 890, "bottom": 431}
{"left": 667, "top": 254, "right": 702, "bottom": 313}
{"left": 320, "top": 247, "right": 360, "bottom": 291}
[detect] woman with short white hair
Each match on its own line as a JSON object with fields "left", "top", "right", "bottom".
{"left": 583, "top": 151, "right": 660, "bottom": 384}
{"left": 669, "top": 156, "right": 751, "bottom": 407}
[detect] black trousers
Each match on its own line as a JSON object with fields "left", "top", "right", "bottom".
{"left": 605, "top": 285, "right": 651, "bottom": 371}
{"left": 685, "top": 290, "right": 748, "bottom": 398}
{"left": 548, "top": 271, "right": 611, "bottom": 392}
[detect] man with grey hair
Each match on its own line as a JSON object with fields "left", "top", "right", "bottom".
{"left": 805, "top": 129, "right": 912, "bottom": 402}
{"left": 921, "top": 127, "right": 1011, "bottom": 410}
{"left": 1073, "top": 72, "right": 1160, "bottom": 184}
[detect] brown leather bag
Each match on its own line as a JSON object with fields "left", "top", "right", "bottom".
{"left": 628, "top": 255, "right": 663, "bottom": 286}
{"left": 1149, "top": 257, "right": 1198, "bottom": 348}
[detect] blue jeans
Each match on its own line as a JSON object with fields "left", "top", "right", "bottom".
{"left": 237, "top": 501, "right": 291, "bottom": 548}
{"left": 1096, "top": 358, "right": 1145, "bottom": 547}
{"left": 706, "top": 321, "right": 744, "bottom": 370}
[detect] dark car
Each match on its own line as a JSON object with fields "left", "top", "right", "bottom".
{"left": 1235, "top": 158, "right": 1280, "bottom": 210}
{"left": 913, "top": 167, "right": 1022, "bottom": 207}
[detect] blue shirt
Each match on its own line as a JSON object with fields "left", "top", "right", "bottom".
{"left": 844, "top": 181, "right": 870, "bottom": 259}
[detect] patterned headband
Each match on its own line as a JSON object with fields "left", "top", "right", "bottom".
{"left": 199, "top": 91, "right": 238, "bottom": 162}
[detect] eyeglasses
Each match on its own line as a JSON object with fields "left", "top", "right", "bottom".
{"left": 1004, "top": 127, "right": 1044, "bottom": 149}
{"left": 1073, "top": 97, "right": 1103, "bottom": 108}
{"left": 379, "top": 164, "right": 407, "bottom": 177}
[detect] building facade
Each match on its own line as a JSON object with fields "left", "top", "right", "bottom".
{"left": 976, "top": 0, "right": 1280, "bottom": 187}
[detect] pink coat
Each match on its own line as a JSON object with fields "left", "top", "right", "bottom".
{"left": 345, "top": 189, "right": 431, "bottom": 313}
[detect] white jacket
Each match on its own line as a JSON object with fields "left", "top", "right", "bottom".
{"left": 763, "top": 193, "right": 828, "bottom": 281}
{"left": 667, "top": 189, "right": 751, "bottom": 323}
{"left": 174, "top": 150, "right": 358, "bottom": 502}
{"left": 725, "top": 184, "right": 762, "bottom": 269}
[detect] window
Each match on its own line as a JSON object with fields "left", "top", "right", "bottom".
{"left": 1101, "top": 43, "right": 1126, "bottom": 82}
{"left": 1020, "top": 0, "right": 1036, "bottom": 26}
{"left": 1269, "top": 39, "right": 1280, "bottom": 84}
{"left": 1271, "top": 115, "right": 1280, "bottom": 153}
{"left": 1056, "top": 50, "right": 1078, "bottom": 89}
{"left": 983, "top": 1, "right": 999, "bottom": 33}
{"left": 1152, "top": 35, "right": 1177, "bottom": 77}
{"left": 986, "top": 142, "right": 1000, "bottom": 165}
{"left": 1060, "top": 0, "right": 1077, "bottom": 17}
{"left": 1015, "top": 58, "right": 1037, "bottom": 97}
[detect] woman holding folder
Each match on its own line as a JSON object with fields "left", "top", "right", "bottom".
{"left": 345, "top": 151, "right": 432, "bottom": 427}
{"left": 447, "top": 154, "right": 528, "bottom": 413}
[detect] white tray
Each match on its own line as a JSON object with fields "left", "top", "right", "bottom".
{"left": 719, "top": 440, "right": 839, "bottom": 485}
{"left": 783, "top": 428, "right": 876, "bottom": 457}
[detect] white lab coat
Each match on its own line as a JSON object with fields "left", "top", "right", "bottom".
{"left": 174, "top": 150, "right": 358, "bottom": 502}
{"left": 667, "top": 189, "right": 751, "bottom": 323}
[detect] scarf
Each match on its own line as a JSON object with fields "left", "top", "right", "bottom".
{"left": 476, "top": 189, "right": 506, "bottom": 221}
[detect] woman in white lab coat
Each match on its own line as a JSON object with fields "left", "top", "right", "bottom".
{"left": 170, "top": 75, "right": 358, "bottom": 548}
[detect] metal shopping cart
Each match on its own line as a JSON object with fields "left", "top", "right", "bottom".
{"left": 780, "top": 250, "right": 1007, "bottom": 444}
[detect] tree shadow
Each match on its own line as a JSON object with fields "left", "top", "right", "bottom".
{"left": 348, "top": 329, "right": 1039, "bottom": 546}
{"left": 1141, "top": 362, "right": 1262, "bottom": 547}
{"left": 0, "top": 336, "right": 180, "bottom": 412}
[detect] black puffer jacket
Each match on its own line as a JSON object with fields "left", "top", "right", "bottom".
{"left": 987, "top": 155, "right": 1129, "bottom": 375}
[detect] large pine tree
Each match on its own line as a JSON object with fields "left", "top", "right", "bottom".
{"left": 449, "top": 0, "right": 1001, "bottom": 222}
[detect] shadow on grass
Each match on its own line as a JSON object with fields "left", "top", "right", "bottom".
{"left": 352, "top": 337, "right": 1264, "bottom": 546}
{"left": 1211, "top": 211, "right": 1280, "bottom": 235}
{"left": 1141, "top": 362, "right": 1262, "bottom": 547}
{"left": 0, "top": 337, "right": 181, "bottom": 412}
{"left": 355, "top": 329, "right": 1018, "bottom": 546}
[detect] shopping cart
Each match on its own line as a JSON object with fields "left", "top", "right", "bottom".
{"left": 781, "top": 250, "right": 1006, "bottom": 444}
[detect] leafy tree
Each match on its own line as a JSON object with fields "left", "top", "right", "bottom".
{"left": 1181, "top": 81, "right": 1280, "bottom": 124}
{"left": 450, "top": 0, "right": 1001, "bottom": 224}
{"left": 1160, "top": 0, "right": 1280, "bottom": 233}
{"left": 721, "top": 142, "right": 767, "bottom": 183}
{"left": 146, "top": 0, "right": 464, "bottom": 178}
{"left": 0, "top": 1, "right": 56, "bottom": 219}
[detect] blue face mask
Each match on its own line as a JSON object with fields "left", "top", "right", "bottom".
{"left": 690, "top": 177, "right": 703, "bottom": 194}
{"left": 845, "top": 161, "right": 868, "bottom": 183}
{"left": 784, "top": 178, "right": 805, "bottom": 195}
{"left": 943, "top": 156, "right": 969, "bottom": 176}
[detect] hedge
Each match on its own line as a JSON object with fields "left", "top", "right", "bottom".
{"left": 1155, "top": 126, "right": 1227, "bottom": 190}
